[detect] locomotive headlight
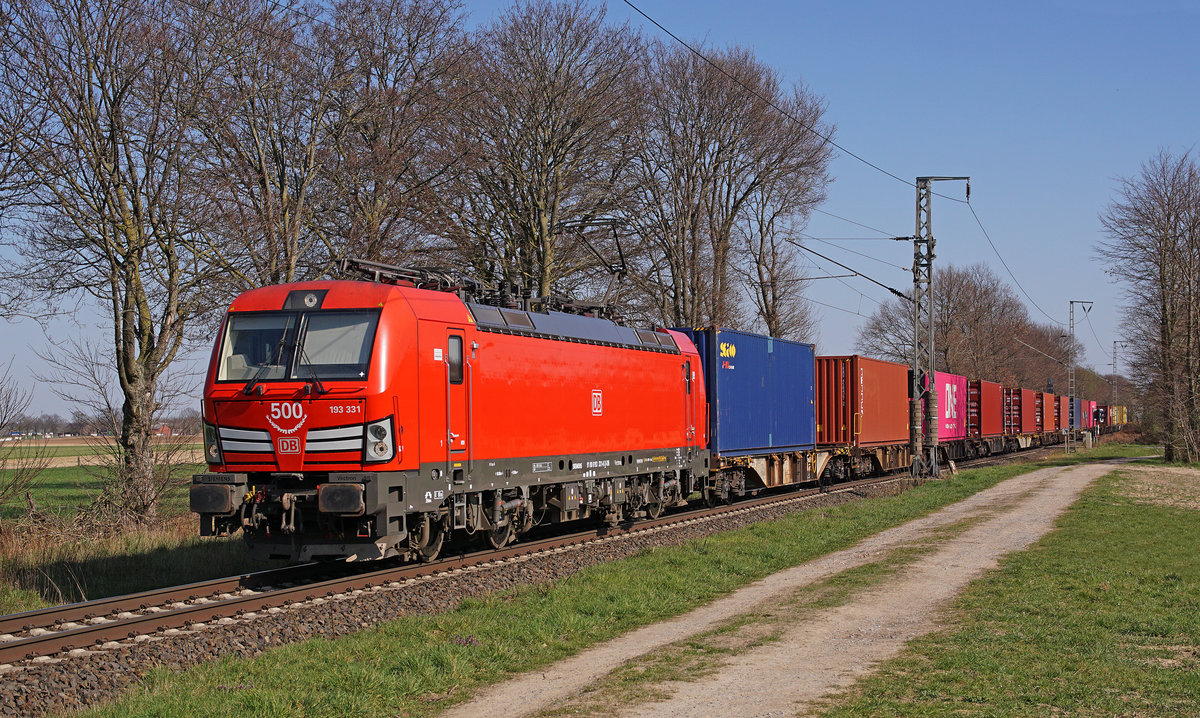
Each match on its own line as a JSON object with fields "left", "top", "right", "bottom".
{"left": 203, "top": 423, "right": 222, "bottom": 464}
{"left": 364, "top": 417, "right": 394, "bottom": 463}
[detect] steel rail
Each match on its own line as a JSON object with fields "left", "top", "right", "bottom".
{"left": 0, "top": 443, "right": 1058, "bottom": 665}
{"left": 0, "top": 474, "right": 902, "bottom": 664}
{"left": 0, "top": 562, "right": 338, "bottom": 638}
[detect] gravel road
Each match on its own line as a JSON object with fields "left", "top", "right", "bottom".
{"left": 446, "top": 460, "right": 1120, "bottom": 718}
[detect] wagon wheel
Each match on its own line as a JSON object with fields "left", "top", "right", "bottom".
{"left": 646, "top": 493, "right": 665, "bottom": 519}
{"left": 703, "top": 484, "right": 730, "bottom": 508}
{"left": 485, "top": 521, "right": 513, "bottom": 550}
{"left": 409, "top": 515, "right": 444, "bottom": 562}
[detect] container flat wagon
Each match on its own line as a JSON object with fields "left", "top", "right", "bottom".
{"left": 679, "top": 327, "right": 816, "bottom": 502}
{"left": 815, "top": 355, "right": 910, "bottom": 479}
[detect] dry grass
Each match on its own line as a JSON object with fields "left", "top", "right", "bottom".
{"left": 1117, "top": 465, "right": 1200, "bottom": 511}
{"left": 0, "top": 514, "right": 274, "bottom": 613}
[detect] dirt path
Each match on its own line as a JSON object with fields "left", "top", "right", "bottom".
{"left": 442, "top": 461, "right": 1119, "bottom": 718}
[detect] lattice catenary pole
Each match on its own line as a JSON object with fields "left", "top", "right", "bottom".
{"left": 910, "top": 176, "right": 968, "bottom": 477}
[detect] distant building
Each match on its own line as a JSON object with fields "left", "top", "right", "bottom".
{"left": 154, "top": 424, "right": 173, "bottom": 437}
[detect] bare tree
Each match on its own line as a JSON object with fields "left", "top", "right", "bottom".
{"left": 0, "top": 0, "right": 222, "bottom": 520}
{"left": 627, "top": 42, "right": 833, "bottom": 329}
{"left": 736, "top": 210, "right": 817, "bottom": 341}
{"left": 855, "top": 263, "right": 1075, "bottom": 388}
{"left": 425, "top": 1, "right": 643, "bottom": 297}
{"left": 0, "top": 365, "right": 49, "bottom": 515}
{"left": 34, "top": 338, "right": 197, "bottom": 525}
{"left": 1099, "top": 150, "right": 1200, "bottom": 461}
{"left": 323, "top": 0, "right": 467, "bottom": 264}
{"left": 192, "top": 0, "right": 353, "bottom": 297}
{"left": 734, "top": 86, "right": 831, "bottom": 340}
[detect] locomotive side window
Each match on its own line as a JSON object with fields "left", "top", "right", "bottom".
{"left": 448, "top": 335, "right": 464, "bottom": 384}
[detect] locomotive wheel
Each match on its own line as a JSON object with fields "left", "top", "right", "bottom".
{"left": 646, "top": 496, "right": 665, "bottom": 519}
{"left": 485, "top": 522, "right": 513, "bottom": 550}
{"left": 409, "top": 515, "right": 444, "bottom": 562}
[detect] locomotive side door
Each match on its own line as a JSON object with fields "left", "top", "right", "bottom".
{"left": 445, "top": 329, "right": 469, "bottom": 483}
{"left": 683, "top": 359, "right": 695, "bottom": 457}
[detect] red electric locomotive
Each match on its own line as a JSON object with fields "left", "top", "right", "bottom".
{"left": 191, "top": 260, "right": 709, "bottom": 562}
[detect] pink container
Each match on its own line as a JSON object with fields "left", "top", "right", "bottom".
{"left": 935, "top": 371, "right": 968, "bottom": 441}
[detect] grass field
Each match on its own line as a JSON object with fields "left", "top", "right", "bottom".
{"left": 0, "top": 437, "right": 201, "bottom": 460}
{"left": 0, "top": 463, "right": 272, "bottom": 614}
{"left": 0, "top": 464, "right": 198, "bottom": 520}
{"left": 81, "top": 442, "right": 1154, "bottom": 718}
{"left": 818, "top": 461, "right": 1199, "bottom": 716}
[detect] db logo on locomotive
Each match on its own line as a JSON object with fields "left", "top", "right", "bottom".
{"left": 276, "top": 437, "right": 301, "bottom": 454}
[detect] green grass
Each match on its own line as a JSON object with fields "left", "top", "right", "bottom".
{"left": 819, "top": 465, "right": 1200, "bottom": 716}
{"left": 0, "top": 442, "right": 201, "bottom": 459}
{"left": 83, "top": 453, "right": 1081, "bottom": 717}
{"left": 0, "top": 464, "right": 202, "bottom": 520}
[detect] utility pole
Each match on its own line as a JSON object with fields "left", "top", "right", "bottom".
{"left": 1066, "top": 300, "right": 1092, "bottom": 453}
{"left": 910, "top": 176, "right": 969, "bottom": 478}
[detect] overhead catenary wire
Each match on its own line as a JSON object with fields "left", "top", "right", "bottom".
{"left": 794, "top": 252, "right": 882, "bottom": 308}
{"left": 803, "top": 234, "right": 907, "bottom": 272}
{"left": 806, "top": 294, "right": 870, "bottom": 317}
{"left": 621, "top": 0, "right": 1086, "bottom": 344}
{"left": 964, "top": 201, "right": 1065, "bottom": 327}
{"left": 1082, "top": 311, "right": 1111, "bottom": 360}
{"left": 786, "top": 239, "right": 909, "bottom": 302}
{"left": 621, "top": 0, "right": 967, "bottom": 205}
{"left": 1014, "top": 337, "right": 1066, "bottom": 366}
{"left": 812, "top": 208, "right": 903, "bottom": 237}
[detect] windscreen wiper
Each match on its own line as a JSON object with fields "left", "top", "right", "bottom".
{"left": 241, "top": 364, "right": 270, "bottom": 396}
{"left": 295, "top": 341, "right": 328, "bottom": 396}
{"left": 243, "top": 334, "right": 291, "bottom": 396}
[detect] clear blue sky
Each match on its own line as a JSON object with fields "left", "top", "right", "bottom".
{"left": 577, "top": 0, "right": 1196, "bottom": 366}
{"left": 5, "top": 0, "right": 1198, "bottom": 415}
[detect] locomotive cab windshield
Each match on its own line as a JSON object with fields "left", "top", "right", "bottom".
{"left": 218, "top": 309, "right": 381, "bottom": 385}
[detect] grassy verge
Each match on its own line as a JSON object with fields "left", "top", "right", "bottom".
{"left": 0, "top": 463, "right": 275, "bottom": 613}
{"left": 83, "top": 446, "right": 1129, "bottom": 718}
{"left": 819, "top": 462, "right": 1199, "bottom": 715}
{"left": 0, "top": 519, "right": 276, "bottom": 614}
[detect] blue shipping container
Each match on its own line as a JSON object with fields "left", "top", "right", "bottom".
{"left": 675, "top": 327, "right": 816, "bottom": 456}
{"left": 1071, "top": 397, "right": 1081, "bottom": 429}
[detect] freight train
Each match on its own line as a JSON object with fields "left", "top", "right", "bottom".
{"left": 190, "top": 259, "right": 1124, "bottom": 562}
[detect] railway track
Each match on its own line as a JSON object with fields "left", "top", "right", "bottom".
{"left": 0, "top": 446, "right": 1055, "bottom": 667}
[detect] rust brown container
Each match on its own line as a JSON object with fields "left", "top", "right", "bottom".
{"left": 1041, "top": 392, "right": 1056, "bottom": 430}
{"left": 1021, "top": 389, "right": 1038, "bottom": 434}
{"left": 815, "top": 355, "right": 909, "bottom": 448}
{"left": 969, "top": 379, "right": 1004, "bottom": 438}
